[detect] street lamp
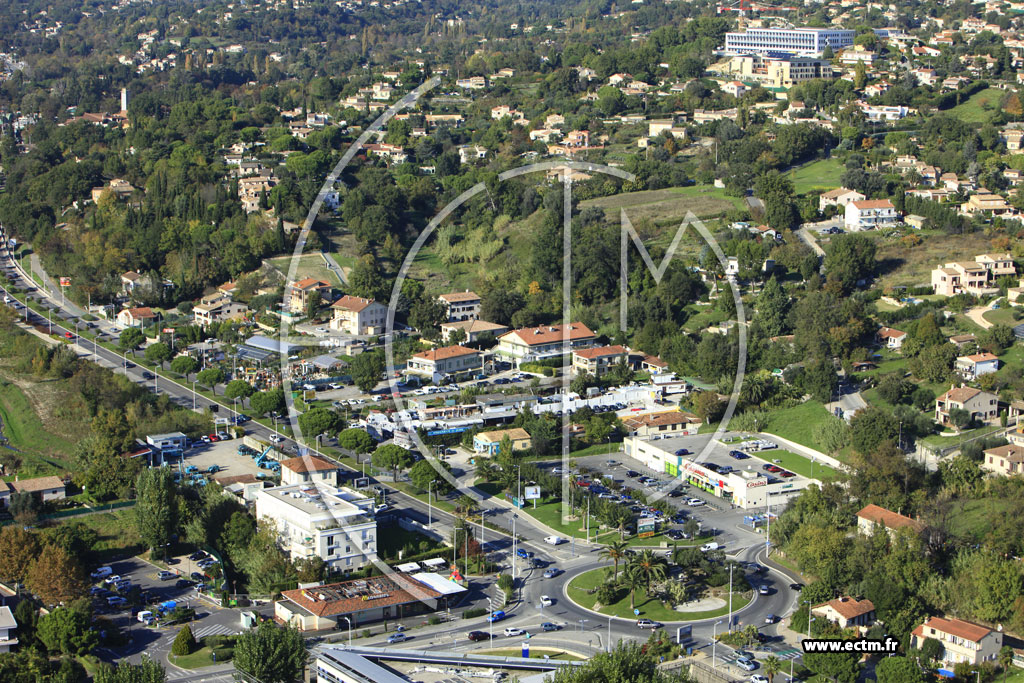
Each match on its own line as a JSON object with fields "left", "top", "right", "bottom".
{"left": 427, "top": 480, "right": 434, "bottom": 527}
{"left": 607, "top": 615, "right": 613, "bottom": 653}
{"left": 342, "top": 616, "right": 352, "bottom": 646}
{"left": 511, "top": 514, "right": 519, "bottom": 580}
{"left": 192, "top": 381, "right": 197, "bottom": 410}
{"left": 712, "top": 620, "right": 724, "bottom": 668}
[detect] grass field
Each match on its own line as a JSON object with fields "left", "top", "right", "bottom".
{"left": 982, "top": 303, "right": 1019, "bottom": 327}
{"left": 875, "top": 230, "right": 992, "bottom": 288}
{"left": 762, "top": 401, "right": 833, "bottom": 456}
{"left": 265, "top": 253, "right": 343, "bottom": 287}
{"left": 789, "top": 158, "right": 844, "bottom": 195}
{"left": 481, "top": 648, "right": 583, "bottom": 661}
{"left": 0, "top": 379, "right": 77, "bottom": 475}
{"left": 948, "top": 87, "right": 1004, "bottom": 123}
{"left": 580, "top": 185, "right": 746, "bottom": 227}
{"left": 71, "top": 510, "right": 145, "bottom": 561}
{"left": 567, "top": 567, "right": 751, "bottom": 621}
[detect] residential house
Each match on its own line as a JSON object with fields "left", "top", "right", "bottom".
{"left": 280, "top": 455, "right": 338, "bottom": 487}
{"left": 981, "top": 443, "right": 1024, "bottom": 476}
{"left": 948, "top": 334, "right": 977, "bottom": 349}
{"left": 406, "top": 345, "right": 482, "bottom": 382}
{"left": 910, "top": 617, "right": 1002, "bottom": 666}
{"left": 721, "top": 80, "right": 747, "bottom": 98}
{"left": 0, "top": 607, "right": 16, "bottom": 653}
{"left": 330, "top": 296, "right": 388, "bottom": 336}
{"left": 974, "top": 253, "right": 1016, "bottom": 278}
{"left": 121, "top": 271, "right": 144, "bottom": 295}
{"left": 455, "top": 76, "right": 487, "bottom": 90}
{"left": 962, "top": 194, "right": 1014, "bottom": 216}
{"left": 192, "top": 293, "right": 248, "bottom": 327}
{"left": 818, "top": 187, "right": 865, "bottom": 212}
{"left": 457, "top": 145, "right": 488, "bottom": 164}
{"left": 495, "top": 323, "right": 596, "bottom": 365}
{"left": 116, "top": 306, "right": 157, "bottom": 328}
{"left": 844, "top": 199, "right": 900, "bottom": 230}
{"left": 91, "top": 178, "right": 136, "bottom": 203}
{"left": 935, "top": 385, "right": 998, "bottom": 427}
{"left": 1001, "top": 128, "right": 1024, "bottom": 151}
{"left": 10, "top": 475, "right": 66, "bottom": 502}
{"left": 621, "top": 411, "right": 702, "bottom": 438}
{"left": 856, "top": 503, "right": 925, "bottom": 537}
{"left": 473, "top": 428, "right": 531, "bottom": 455}
{"left": 437, "top": 291, "right": 481, "bottom": 322}
{"left": 955, "top": 352, "right": 999, "bottom": 380}
{"left": 877, "top": 327, "right": 906, "bottom": 349}
{"left": 811, "top": 597, "right": 876, "bottom": 631}
{"left": 1009, "top": 277, "right": 1024, "bottom": 306}
{"left": 931, "top": 261, "right": 999, "bottom": 297}
{"left": 439, "top": 320, "right": 508, "bottom": 343}
{"left": 572, "top": 345, "right": 630, "bottom": 378}
{"left": 255, "top": 482, "right": 375, "bottom": 574}
{"left": 288, "top": 279, "right": 332, "bottom": 314}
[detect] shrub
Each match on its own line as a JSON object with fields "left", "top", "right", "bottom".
{"left": 463, "top": 607, "right": 487, "bottom": 619}
{"left": 428, "top": 616, "right": 442, "bottom": 625}
{"left": 171, "top": 625, "right": 196, "bottom": 656}
{"left": 211, "top": 646, "right": 234, "bottom": 662}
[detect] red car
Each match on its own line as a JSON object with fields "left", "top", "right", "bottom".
{"left": 766, "top": 465, "right": 782, "bottom": 473}
{"left": 208, "top": 434, "right": 220, "bottom": 442}
{"left": 780, "top": 471, "right": 796, "bottom": 478}
{"left": 64, "top": 331, "right": 74, "bottom": 339}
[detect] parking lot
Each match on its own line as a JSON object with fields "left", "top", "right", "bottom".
{"left": 177, "top": 437, "right": 271, "bottom": 482}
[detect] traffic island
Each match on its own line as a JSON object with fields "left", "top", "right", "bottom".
{"left": 566, "top": 567, "right": 752, "bottom": 622}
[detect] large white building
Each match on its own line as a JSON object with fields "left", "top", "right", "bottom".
{"left": 623, "top": 437, "right": 815, "bottom": 509}
{"left": 495, "top": 323, "right": 595, "bottom": 365}
{"left": 255, "top": 483, "right": 377, "bottom": 575}
{"left": 724, "top": 28, "right": 854, "bottom": 55}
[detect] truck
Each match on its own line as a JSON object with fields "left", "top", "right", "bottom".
{"left": 158, "top": 600, "right": 177, "bottom": 614}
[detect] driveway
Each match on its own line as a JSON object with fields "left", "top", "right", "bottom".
{"left": 965, "top": 301, "right": 996, "bottom": 330}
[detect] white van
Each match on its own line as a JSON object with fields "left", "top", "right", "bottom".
{"left": 91, "top": 566, "right": 113, "bottom": 580}
{"left": 137, "top": 610, "right": 154, "bottom": 623}
{"left": 700, "top": 542, "right": 721, "bottom": 552}
{"left": 544, "top": 535, "right": 564, "bottom": 545}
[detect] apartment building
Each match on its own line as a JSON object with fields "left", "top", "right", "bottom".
{"left": 931, "top": 261, "right": 998, "bottom": 297}
{"left": 255, "top": 483, "right": 376, "bottom": 574}
{"left": 961, "top": 194, "right": 1014, "bottom": 216}
{"left": 910, "top": 617, "right": 1002, "bottom": 666}
{"left": 572, "top": 345, "right": 630, "bottom": 377}
{"left": 406, "top": 345, "right": 482, "bottom": 382}
{"left": 330, "top": 296, "right": 388, "bottom": 335}
{"left": 724, "top": 54, "right": 834, "bottom": 88}
{"left": 192, "top": 293, "right": 248, "bottom": 327}
{"left": 437, "top": 291, "right": 481, "bottom": 322}
{"left": 495, "top": 323, "right": 596, "bottom": 365}
{"left": 288, "top": 279, "right": 332, "bottom": 314}
{"left": 724, "top": 27, "right": 854, "bottom": 54}
{"left": 844, "top": 199, "right": 900, "bottom": 230}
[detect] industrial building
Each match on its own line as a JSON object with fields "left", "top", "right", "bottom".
{"left": 724, "top": 27, "right": 854, "bottom": 55}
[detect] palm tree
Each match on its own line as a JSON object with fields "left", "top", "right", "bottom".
{"left": 629, "top": 549, "right": 668, "bottom": 594}
{"left": 456, "top": 495, "right": 476, "bottom": 518}
{"left": 762, "top": 655, "right": 782, "bottom": 683}
{"left": 999, "top": 646, "right": 1014, "bottom": 683}
{"left": 622, "top": 565, "right": 647, "bottom": 611}
{"left": 474, "top": 457, "right": 498, "bottom": 482}
{"left": 600, "top": 540, "right": 629, "bottom": 581}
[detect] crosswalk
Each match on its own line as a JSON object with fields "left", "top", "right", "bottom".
{"left": 191, "top": 624, "right": 238, "bottom": 639}
{"left": 775, "top": 647, "right": 802, "bottom": 660}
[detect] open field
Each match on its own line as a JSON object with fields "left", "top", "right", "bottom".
{"left": 265, "top": 253, "right": 343, "bottom": 287}
{"left": 874, "top": 230, "right": 993, "bottom": 288}
{"left": 789, "top": 158, "right": 844, "bottom": 194}
{"left": 0, "top": 377, "right": 79, "bottom": 475}
{"left": 755, "top": 449, "right": 839, "bottom": 481}
{"left": 948, "top": 87, "right": 1004, "bottom": 123}
{"left": 580, "top": 185, "right": 746, "bottom": 227}
{"left": 481, "top": 648, "right": 583, "bottom": 661}
{"left": 567, "top": 566, "right": 751, "bottom": 621}
{"left": 762, "top": 401, "right": 835, "bottom": 457}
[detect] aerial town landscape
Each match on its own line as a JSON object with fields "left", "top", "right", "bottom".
{"left": 1, "top": 0, "right": 1024, "bottom": 682}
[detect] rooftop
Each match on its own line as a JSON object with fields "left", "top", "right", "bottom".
{"left": 813, "top": 596, "right": 875, "bottom": 620}
{"left": 280, "top": 455, "right": 338, "bottom": 474}
{"left": 857, "top": 503, "right": 925, "bottom": 532}
{"left": 912, "top": 616, "right": 993, "bottom": 643}
{"left": 279, "top": 573, "right": 445, "bottom": 618}
{"left": 10, "top": 476, "right": 65, "bottom": 494}
{"left": 574, "top": 345, "right": 629, "bottom": 360}
{"left": 500, "top": 322, "right": 595, "bottom": 346}
{"left": 412, "top": 346, "right": 480, "bottom": 362}
{"left": 438, "top": 290, "right": 480, "bottom": 303}
{"left": 332, "top": 295, "right": 380, "bottom": 313}
{"left": 476, "top": 427, "right": 531, "bottom": 443}
{"left": 259, "top": 482, "right": 372, "bottom": 526}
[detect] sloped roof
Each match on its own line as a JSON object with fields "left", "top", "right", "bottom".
{"left": 856, "top": 504, "right": 924, "bottom": 532}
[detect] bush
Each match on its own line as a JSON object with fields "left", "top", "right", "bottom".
{"left": 428, "top": 616, "right": 442, "bottom": 625}
{"left": 172, "top": 625, "right": 196, "bottom": 656}
{"left": 463, "top": 607, "right": 487, "bottom": 619}
{"left": 211, "top": 646, "right": 234, "bottom": 662}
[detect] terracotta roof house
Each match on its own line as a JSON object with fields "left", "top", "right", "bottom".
{"left": 812, "top": 597, "right": 876, "bottom": 630}
{"left": 115, "top": 306, "right": 157, "bottom": 329}
{"left": 496, "top": 323, "right": 596, "bottom": 364}
{"left": 935, "top": 385, "right": 998, "bottom": 428}
{"left": 437, "top": 290, "right": 481, "bottom": 322}
{"left": 955, "top": 352, "right": 999, "bottom": 381}
{"left": 572, "top": 345, "right": 630, "bottom": 377}
{"left": 439, "top": 319, "right": 508, "bottom": 343}
{"left": 622, "top": 411, "right": 702, "bottom": 438}
{"left": 981, "top": 444, "right": 1024, "bottom": 477}
{"left": 9, "top": 476, "right": 66, "bottom": 502}
{"left": 910, "top": 617, "right": 1002, "bottom": 665}
{"left": 876, "top": 326, "right": 906, "bottom": 349}
{"left": 406, "top": 345, "right": 481, "bottom": 382}
{"left": 856, "top": 503, "right": 924, "bottom": 537}
{"left": 330, "top": 296, "right": 387, "bottom": 335}
{"left": 280, "top": 455, "right": 338, "bottom": 487}
{"left": 288, "top": 278, "right": 332, "bottom": 314}
{"left": 473, "top": 427, "right": 532, "bottom": 454}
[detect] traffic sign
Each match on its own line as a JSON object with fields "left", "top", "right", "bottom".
{"left": 634, "top": 609, "right": 640, "bottom": 616}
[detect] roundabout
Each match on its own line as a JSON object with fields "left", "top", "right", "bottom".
{"left": 561, "top": 564, "right": 756, "bottom": 625}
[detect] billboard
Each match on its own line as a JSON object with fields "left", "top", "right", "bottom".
{"left": 524, "top": 485, "right": 541, "bottom": 500}
{"left": 59, "top": 277, "right": 71, "bottom": 286}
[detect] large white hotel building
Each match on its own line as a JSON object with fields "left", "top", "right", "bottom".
{"left": 724, "top": 27, "right": 855, "bottom": 55}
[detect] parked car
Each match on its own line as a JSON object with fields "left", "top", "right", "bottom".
{"left": 789, "top": 583, "right": 805, "bottom": 591}
{"left": 637, "top": 619, "right": 663, "bottom": 629}
{"left": 189, "top": 551, "right": 207, "bottom": 561}
{"left": 751, "top": 676, "right": 769, "bottom": 683}
{"left": 91, "top": 567, "right": 113, "bottom": 580}
{"left": 674, "top": 448, "right": 690, "bottom": 456}
{"left": 191, "top": 572, "right": 206, "bottom": 581}
{"left": 175, "top": 579, "right": 194, "bottom": 589}
{"left": 107, "top": 596, "right": 128, "bottom": 607}
{"left": 158, "top": 570, "right": 176, "bottom": 581}
{"left": 626, "top": 470, "right": 639, "bottom": 478}
{"left": 686, "top": 498, "right": 704, "bottom": 506}
{"left": 468, "top": 631, "right": 491, "bottom": 641}
{"left": 104, "top": 575, "right": 122, "bottom": 585}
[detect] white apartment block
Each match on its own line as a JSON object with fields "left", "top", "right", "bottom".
{"left": 255, "top": 483, "right": 377, "bottom": 574}
{"left": 844, "top": 199, "right": 900, "bottom": 230}
{"left": 437, "top": 291, "right": 481, "bottom": 322}
{"left": 330, "top": 296, "right": 388, "bottom": 336}
{"left": 724, "top": 27, "right": 854, "bottom": 54}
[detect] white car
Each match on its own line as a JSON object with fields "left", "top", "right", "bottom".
{"left": 104, "top": 574, "right": 122, "bottom": 585}
{"left": 315, "top": 327, "right": 327, "bottom": 334}
{"left": 552, "top": 467, "right": 565, "bottom": 474}
{"left": 751, "top": 676, "right": 769, "bottom": 683}
{"left": 269, "top": 434, "right": 283, "bottom": 443}
{"left": 540, "top": 595, "right": 554, "bottom": 607}
{"left": 504, "top": 627, "right": 526, "bottom": 637}
{"left": 544, "top": 535, "right": 564, "bottom": 545}
{"left": 686, "top": 498, "right": 704, "bottom": 506}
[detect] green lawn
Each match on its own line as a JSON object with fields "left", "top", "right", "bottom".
{"left": 567, "top": 567, "right": 752, "bottom": 621}
{"left": 518, "top": 498, "right": 709, "bottom": 547}
{"left": 919, "top": 423, "right": 1004, "bottom": 449}
{"left": 789, "top": 158, "right": 845, "bottom": 194}
{"left": 752, "top": 449, "right": 839, "bottom": 481}
{"left": 948, "top": 87, "right": 1004, "bottom": 124}
{"left": 482, "top": 648, "right": 583, "bottom": 661}
{"left": 947, "top": 497, "right": 1015, "bottom": 541}
{"left": 763, "top": 402, "right": 834, "bottom": 457}
{"left": 0, "top": 379, "right": 77, "bottom": 474}
{"left": 982, "top": 303, "right": 1019, "bottom": 327}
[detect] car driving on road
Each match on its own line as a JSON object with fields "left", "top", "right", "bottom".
{"left": 636, "top": 619, "right": 663, "bottom": 629}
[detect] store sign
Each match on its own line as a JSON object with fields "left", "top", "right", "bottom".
{"left": 747, "top": 480, "right": 767, "bottom": 488}
{"left": 638, "top": 531, "right": 656, "bottom": 538}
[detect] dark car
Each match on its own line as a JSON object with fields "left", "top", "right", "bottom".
{"left": 468, "top": 631, "right": 491, "bottom": 641}
{"left": 789, "top": 583, "right": 805, "bottom": 591}
{"left": 542, "top": 622, "right": 561, "bottom": 632}
{"left": 729, "top": 450, "right": 749, "bottom": 459}
{"left": 666, "top": 529, "right": 684, "bottom": 540}
{"left": 674, "top": 448, "right": 690, "bottom": 456}
{"left": 668, "top": 490, "right": 683, "bottom": 498}
{"left": 175, "top": 579, "right": 194, "bottom": 589}
{"left": 626, "top": 470, "right": 639, "bottom": 478}
{"left": 190, "top": 572, "right": 205, "bottom": 581}
{"left": 780, "top": 471, "right": 796, "bottom": 478}
{"left": 141, "top": 371, "right": 154, "bottom": 380}
{"left": 189, "top": 551, "right": 206, "bottom": 561}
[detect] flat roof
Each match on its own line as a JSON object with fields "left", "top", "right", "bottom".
{"left": 410, "top": 572, "right": 467, "bottom": 596}
{"left": 245, "top": 335, "right": 301, "bottom": 355}
{"left": 258, "top": 482, "right": 372, "bottom": 525}
{"left": 317, "top": 649, "right": 408, "bottom": 683}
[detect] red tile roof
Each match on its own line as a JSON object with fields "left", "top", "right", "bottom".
{"left": 292, "top": 278, "right": 330, "bottom": 290}
{"left": 332, "top": 295, "right": 379, "bottom": 313}
{"left": 280, "top": 455, "right": 337, "bottom": 473}
{"left": 851, "top": 199, "right": 895, "bottom": 210}
{"left": 912, "top": 616, "right": 992, "bottom": 644}
{"left": 500, "top": 323, "right": 595, "bottom": 346}
{"left": 438, "top": 291, "right": 480, "bottom": 303}
{"left": 813, "top": 596, "right": 875, "bottom": 620}
{"left": 623, "top": 411, "right": 701, "bottom": 430}
{"left": 857, "top": 504, "right": 924, "bottom": 532}
{"left": 412, "top": 345, "right": 480, "bottom": 362}
{"left": 10, "top": 476, "right": 65, "bottom": 494}
{"left": 877, "top": 327, "right": 906, "bottom": 339}
{"left": 938, "top": 386, "right": 988, "bottom": 404}
{"left": 574, "top": 345, "right": 628, "bottom": 360}
{"left": 279, "top": 573, "right": 443, "bottom": 618}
